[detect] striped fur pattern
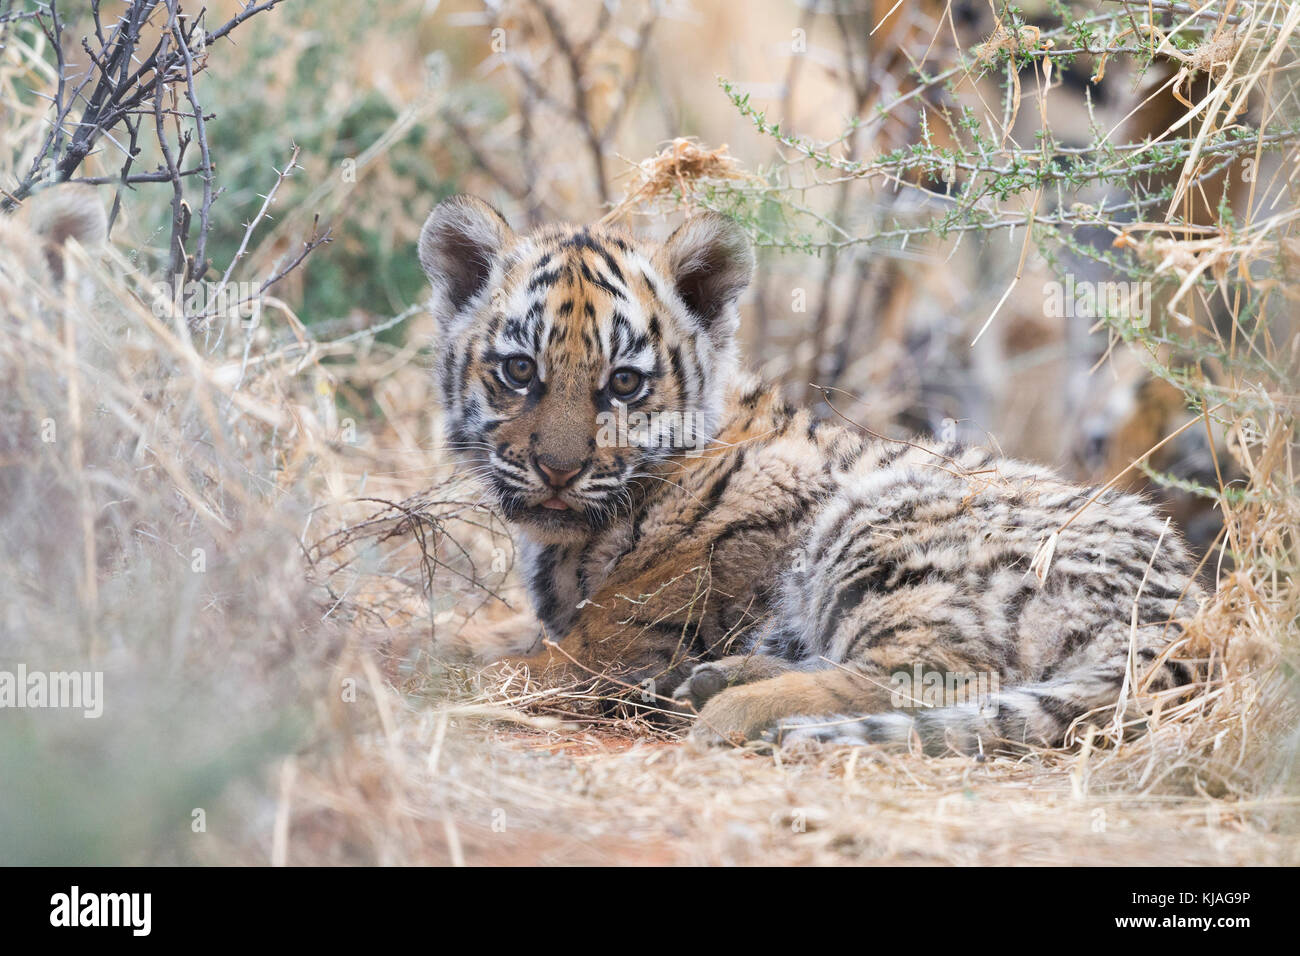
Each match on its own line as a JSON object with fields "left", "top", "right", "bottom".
{"left": 419, "top": 196, "right": 1202, "bottom": 755}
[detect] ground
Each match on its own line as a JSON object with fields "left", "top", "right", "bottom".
{"left": 225, "top": 696, "right": 1300, "bottom": 866}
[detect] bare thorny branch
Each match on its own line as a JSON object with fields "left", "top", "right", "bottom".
{"left": 450, "top": 0, "right": 657, "bottom": 217}
{"left": 4, "top": 0, "right": 327, "bottom": 331}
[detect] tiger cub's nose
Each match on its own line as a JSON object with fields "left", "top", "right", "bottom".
{"left": 535, "top": 456, "right": 586, "bottom": 489}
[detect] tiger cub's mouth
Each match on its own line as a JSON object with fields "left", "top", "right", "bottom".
{"left": 503, "top": 495, "right": 595, "bottom": 529}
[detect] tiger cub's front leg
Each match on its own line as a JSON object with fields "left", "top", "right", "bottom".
{"left": 495, "top": 545, "right": 726, "bottom": 703}
{"left": 686, "top": 667, "right": 895, "bottom": 748}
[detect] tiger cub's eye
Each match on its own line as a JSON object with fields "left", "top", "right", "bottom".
{"left": 502, "top": 355, "right": 535, "bottom": 387}
{"left": 608, "top": 368, "right": 643, "bottom": 398}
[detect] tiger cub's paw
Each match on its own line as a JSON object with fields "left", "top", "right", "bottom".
{"left": 673, "top": 662, "right": 730, "bottom": 712}
{"left": 673, "top": 654, "right": 795, "bottom": 713}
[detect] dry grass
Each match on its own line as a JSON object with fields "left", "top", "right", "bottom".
{"left": 601, "top": 137, "right": 756, "bottom": 225}
{"left": 238, "top": 724, "right": 1300, "bottom": 866}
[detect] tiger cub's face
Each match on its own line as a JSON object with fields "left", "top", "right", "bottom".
{"left": 419, "top": 196, "right": 753, "bottom": 543}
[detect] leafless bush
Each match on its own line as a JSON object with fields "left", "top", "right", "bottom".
{"left": 2, "top": 0, "right": 331, "bottom": 326}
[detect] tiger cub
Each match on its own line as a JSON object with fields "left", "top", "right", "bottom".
{"left": 418, "top": 196, "right": 1201, "bottom": 753}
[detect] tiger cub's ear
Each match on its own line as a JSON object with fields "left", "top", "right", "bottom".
{"left": 27, "top": 184, "right": 108, "bottom": 281}
{"left": 418, "top": 195, "right": 514, "bottom": 325}
{"left": 654, "top": 212, "right": 753, "bottom": 343}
